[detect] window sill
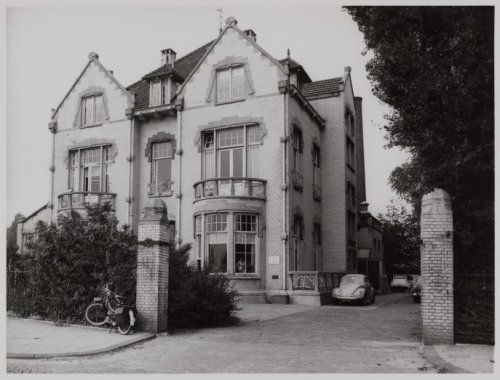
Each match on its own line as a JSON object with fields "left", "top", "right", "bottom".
{"left": 215, "top": 97, "right": 245, "bottom": 106}
{"left": 148, "top": 191, "right": 174, "bottom": 198}
{"left": 229, "top": 275, "right": 260, "bottom": 280}
{"left": 80, "top": 122, "right": 103, "bottom": 129}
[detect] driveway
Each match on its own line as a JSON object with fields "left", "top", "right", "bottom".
{"left": 7, "top": 294, "right": 438, "bottom": 373}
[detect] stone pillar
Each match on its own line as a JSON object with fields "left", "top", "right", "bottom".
{"left": 136, "top": 199, "right": 170, "bottom": 333}
{"left": 420, "top": 189, "right": 454, "bottom": 345}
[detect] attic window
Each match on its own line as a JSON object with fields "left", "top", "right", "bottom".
{"left": 216, "top": 66, "right": 244, "bottom": 103}
{"left": 150, "top": 78, "right": 169, "bottom": 107}
{"left": 81, "top": 94, "right": 105, "bottom": 127}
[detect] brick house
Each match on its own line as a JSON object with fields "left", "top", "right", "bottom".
{"left": 17, "top": 17, "right": 371, "bottom": 304}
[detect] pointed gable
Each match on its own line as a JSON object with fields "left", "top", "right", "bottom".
{"left": 51, "top": 52, "right": 134, "bottom": 124}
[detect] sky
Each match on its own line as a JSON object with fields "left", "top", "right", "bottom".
{"left": 5, "top": 3, "right": 409, "bottom": 223}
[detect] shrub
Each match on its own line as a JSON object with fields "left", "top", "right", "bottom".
{"left": 168, "top": 244, "right": 239, "bottom": 328}
{"left": 23, "top": 203, "right": 137, "bottom": 322}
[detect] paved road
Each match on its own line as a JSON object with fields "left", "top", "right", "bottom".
{"left": 7, "top": 295, "right": 438, "bottom": 373}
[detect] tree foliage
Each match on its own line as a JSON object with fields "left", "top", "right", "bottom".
{"left": 346, "top": 7, "right": 494, "bottom": 269}
{"left": 169, "top": 244, "right": 239, "bottom": 328}
{"left": 378, "top": 202, "right": 421, "bottom": 279}
{"left": 25, "top": 203, "right": 137, "bottom": 321}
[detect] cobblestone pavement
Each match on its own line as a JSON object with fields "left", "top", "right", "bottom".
{"left": 7, "top": 295, "right": 439, "bottom": 373}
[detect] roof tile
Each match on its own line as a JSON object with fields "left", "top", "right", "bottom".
{"left": 302, "top": 77, "right": 343, "bottom": 98}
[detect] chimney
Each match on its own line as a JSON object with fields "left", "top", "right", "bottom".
{"left": 344, "top": 66, "right": 351, "bottom": 73}
{"left": 243, "top": 29, "right": 257, "bottom": 42}
{"left": 359, "top": 201, "right": 369, "bottom": 213}
{"left": 161, "top": 48, "right": 177, "bottom": 67}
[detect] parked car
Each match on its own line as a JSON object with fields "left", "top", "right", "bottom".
{"left": 410, "top": 278, "right": 421, "bottom": 303}
{"left": 391, "top": 274, "right": 410, "bottom": 291}
{"left": 332, "top": 274, "right": 375, "bottom": 305}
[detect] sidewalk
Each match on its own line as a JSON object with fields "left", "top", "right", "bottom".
{"left": 423, "top": 343, "right": 495, "bottom": 373}
{"left": 7, "top": 318, "right": 156, "bottom": 359}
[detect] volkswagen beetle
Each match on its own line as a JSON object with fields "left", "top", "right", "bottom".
{"left": 332, "top": 274, "right": 375, "bottom": 305}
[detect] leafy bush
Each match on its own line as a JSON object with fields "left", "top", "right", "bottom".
{"left": 168, "top": 244, "right": 239, "bottom": 328}
{"left": 23, "top": 203, "right": 137, "bottom": 322}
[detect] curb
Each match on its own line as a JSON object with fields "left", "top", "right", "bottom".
{"left": 422, "top": 346, "right": 469, "bottom": 373}
{"left": 7, "top": 333, "right": 156, "bottom": 360}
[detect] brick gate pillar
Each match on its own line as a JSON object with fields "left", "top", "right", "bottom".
{"left": 420, "top": 189, "right": 454, "bottom": 345}
{"left": 136, "top": 199, "right": 170, "bottom": 333}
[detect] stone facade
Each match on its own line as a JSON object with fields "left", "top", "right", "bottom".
{"left": 22, "top": 17, "right": 367, "bottom": 305}
{"left": 420, "top": 189, "right": 454, "bottom": 345}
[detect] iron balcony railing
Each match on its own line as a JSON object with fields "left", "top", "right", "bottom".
{"left": 58, "top": 191, "right": 116, "bottom": 211}
{"left": 193, "top": 177, "right": 266, "bottom": 200}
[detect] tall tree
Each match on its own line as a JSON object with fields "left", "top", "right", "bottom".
{"left": 6, "top": 213, "right": 25, "bottom": 267}
{"left": 345, "top": 6, "right": 494, "bottom": 270}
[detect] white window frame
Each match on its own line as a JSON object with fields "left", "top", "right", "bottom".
{"left": 205, "top": 213, "right": 228, "bottom": 273}
{"left": 81, "top": 93, "right": 105, "bottom": 127}
{"left": 68, "top": 145, "right": 113, "bottom": 193}
{"left": 149, "top": 78, "right": 169, "bottom": 107}
{"left": 234, "top": 214, "right": 258, "bottom": 274}
{"left": 150, "top": 141, "right": 174, "bottom": 194}
{"left": 216, "top": 65, "right": 245, "bottom": 103}
{"left": 202, "top": 124, "right": 261, "bottom": 179}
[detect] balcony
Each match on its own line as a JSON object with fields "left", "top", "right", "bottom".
{"left": 58, "top": 191, "right": 116, "bottom": 212}
{"left": 193, "top": 178, "right": 266, "bottom": 201}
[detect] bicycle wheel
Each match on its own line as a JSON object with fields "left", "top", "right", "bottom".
{"left": 117, "top": 309, "right": 134, "bottom": 335}
{"left": 85, "top": 303, "right": 108, "bottom": 326}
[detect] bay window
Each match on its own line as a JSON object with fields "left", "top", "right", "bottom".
{"left": 68, "top": 146, "right": 113, "bottom": 192}
{"left": 206, "top": 213, "right": 228, "bottom": 273}
{"left": 234, "top": 214, "right": 257, "bottom": 274}
{"left": 202, "top": 124, "right": 261, "bottom": 180}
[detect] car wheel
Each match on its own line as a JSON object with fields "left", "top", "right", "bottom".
{"left": 371, "top": 294, "right": 376, "bottom": 304}
{"left": 332, "top": 298, "right": 340, "bottom": 305}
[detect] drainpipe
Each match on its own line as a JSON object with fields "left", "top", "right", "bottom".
{"left": 279, "top": 79, "right": 289, "bottom": 291}
{"left": 175, "top": 97, "right": 184, "bottom": 249}
{"left": 48, "top": 121, "right": 57, "bottom": 223}
{"left": 127, "top": 113, "right": 135, "bottom": 228}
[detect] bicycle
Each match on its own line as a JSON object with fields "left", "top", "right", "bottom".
{"left": 85, "top": 283, "right": 136, "bottom": 335}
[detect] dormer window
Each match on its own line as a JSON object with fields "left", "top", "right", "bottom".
{"left": 216, "top": 66, "right": 244, "bottom": 103}
{"left": 150, "top": 78, "right": 169, "bottom": 107}
{"left": 81, "top": 94, "right": 104, "bottom": 127}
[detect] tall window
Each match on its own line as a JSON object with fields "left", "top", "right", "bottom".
{"left": 150, "top": 79, "right": 169, "bottom": 107}
{"left": 346, "top": 138, "right": 355, "bottom": 169}
{"left": 81, "top": 94, "right": 105, "bottom": 127}
{"left": 292, "top": 214, "right": 304, "bottom": 271}
{"left": 216, "top": 66, "right": 244, "bottom": 103}
{"left": 313, "top": 223, "right": 321, "bottom": 271}
{"left": 234, "top": 214, "right": 257, "bottom": 274}
{"left": 195, "top": 215, "right": 202, "bottom": 270}
{"left": 345, "top": 110, "right": 355, "bottom": 137}
{"left": 347, "top": 211, "right": 356, "bottom": 239}
{"left": 292, "top": 127, "right": 303, "bottom": 190}
{"left": 22, "top": 232, "right": 36, "bottom": 253}
{"left": 151, "top": 142, "right": 173, "bottom": 194}
{"left": 206, "top": 213, "right": 228, "bottom": 273}
{"left": 312, "top": 144, "right": 321, "bottom": 200}
{"left": 69, "top": 146, "right": 112, "bottom": 192}
{"left": 202, "top": 125, "right": 261, "bottom": 179}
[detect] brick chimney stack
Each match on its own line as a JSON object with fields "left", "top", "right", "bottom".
{"left": 161, "top": 48, "right": 177, "bottom": 67}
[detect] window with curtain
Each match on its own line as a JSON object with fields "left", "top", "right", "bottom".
{"left": 216, "top": 66, "right": 244, "bottom": 103}
{"left": 81, "top": 94, "right": 105, "bottom": 127}
{"left": 206, "top": 213, "right": 228, "bottom": 273}
{"left": 202, "top": 124, "right": 261, "bottom": 179}
{"left": 151, "top": 141, "right": 173, "bottom": 194}
{"left": 234, "top": 214, "right": 257, "bottom": 274}
{"left": 69, "top": 146, "right": 113, "bottom": 193}
{"left": 150, "top": 78, "right": 169, "bottom": 107}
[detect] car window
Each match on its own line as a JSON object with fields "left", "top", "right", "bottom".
{"left": 340, "top": 275, "right": 363, "bottom": 286}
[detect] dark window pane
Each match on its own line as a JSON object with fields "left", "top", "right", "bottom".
{"left": 209, "top": 244, "right": 227, "bottom": 272}
{"left": 233, "top": 148, "right": 243, "bottom": 177}
{"left": 219, "top": 150, "right": 230, "bottom": 177}
{"left": 157, "top": 157, "right": 171, "bottom": 183}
